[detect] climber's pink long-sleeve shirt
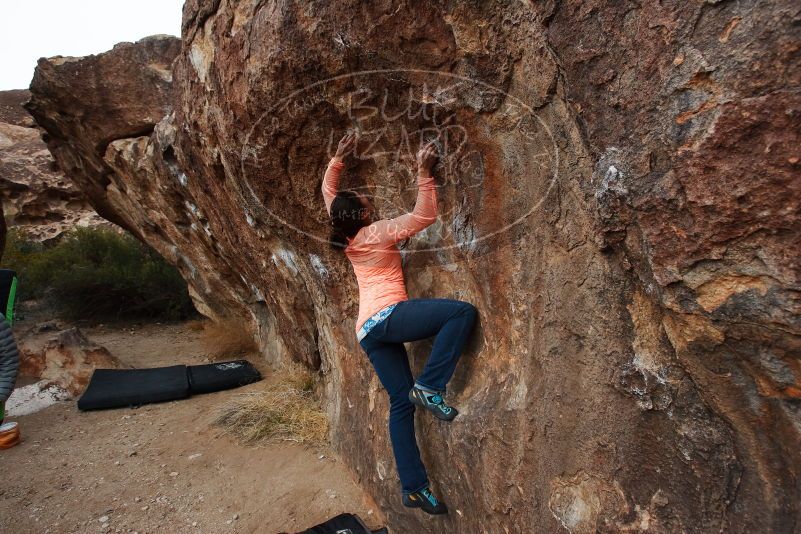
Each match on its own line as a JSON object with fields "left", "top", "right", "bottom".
{"left": 322, "top": 156, "right": 438, "bottom": 333}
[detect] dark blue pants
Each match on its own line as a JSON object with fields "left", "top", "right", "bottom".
{"left": 358, "top": 298, "right": 477, "bottom": 494}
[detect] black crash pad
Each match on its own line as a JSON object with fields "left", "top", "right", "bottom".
{"left": 187, "top": 360, "right": 262, "bottom": 395}
{"left": 295, "top": 513, "right": 385, "bottom": 534}
{"left": 78, "top": 360, "right": 262, "bottom": 411}
{"left": 78, "top": 365, "right": 190, "bottom": 411}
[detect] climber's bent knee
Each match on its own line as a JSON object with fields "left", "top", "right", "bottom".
{"left": 461, "top": 301, "right": 478, "bottom": 319}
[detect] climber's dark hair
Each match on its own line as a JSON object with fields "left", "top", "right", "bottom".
{"left": 329, "top": 191, "right": 368, "bottom": 249}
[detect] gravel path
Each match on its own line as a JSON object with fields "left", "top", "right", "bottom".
{"left": 0, "top": 315, "right": 380, "bottom": 533}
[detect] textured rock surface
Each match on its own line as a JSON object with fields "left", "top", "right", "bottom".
{"left": 0, "top": 90, "right": 108, "bottom": 241}
{"left": 18, "top": 327, "right": 120, "bottom": 396}
{"left": 26, "top": 2, "right": 800, "bottom": 532}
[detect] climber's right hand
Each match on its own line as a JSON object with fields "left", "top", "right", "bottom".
{"left": 335, "top": 131, "right": 358, "bottom": 159}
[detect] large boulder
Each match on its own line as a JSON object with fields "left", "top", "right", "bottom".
{"left": 26, "top": 2, "right": 800, "bottom": 532}
{"left": 0, "top": 90, "right": 108, "bottom": 242}
{"left": 24, "top": 38, "right": 181, "bottom": 237}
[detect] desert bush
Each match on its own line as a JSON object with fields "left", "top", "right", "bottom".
{"left": 197, "top": 317, "right": 258, "bottom": 360}
{"left": 214, "top": 366, "right": 327, "bottom": 445}
{"left": 2, "top": 226, "right": 197, "bottom": 322}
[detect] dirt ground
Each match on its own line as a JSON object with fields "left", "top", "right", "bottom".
{"left": 0, "top": 307, "right": 382, "bottom": 534}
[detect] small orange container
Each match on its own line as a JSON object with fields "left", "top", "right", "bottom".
{"left": 0, "top": 421, "right": 20, "bottom": 449}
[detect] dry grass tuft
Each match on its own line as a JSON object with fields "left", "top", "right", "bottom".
{"left": 214, "top": 367, "right": 327, "bottom": 445}
{"left": 185, "top": 319, "right": 206, "bottom": 332}
{"left": 282, "top": 365, "right": 318, "bottom": 394}
{"left": 197, "top": 317, "right": 258, "bottom": 360}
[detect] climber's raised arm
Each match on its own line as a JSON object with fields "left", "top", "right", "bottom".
{"left": 361, "top": 141, "right": 438, "bottom": 246}
{"left": 322, "top": 131, "right": 357, "bottom": 214}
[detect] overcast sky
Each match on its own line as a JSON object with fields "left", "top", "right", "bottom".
{"left": 0, "top": 0, "right": 184, "bottom": 90}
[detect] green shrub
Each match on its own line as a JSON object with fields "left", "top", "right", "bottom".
{"left": 2, "top": 226, "right": 197, "bottom": 322}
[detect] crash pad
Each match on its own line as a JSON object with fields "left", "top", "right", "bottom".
{"left": 187, "top": 360, "right": 262, "bottom": 394}
{"left": 78, "top": 360, "right": 262, "bottom": 411}
{"left": 295, "top": 513, "right": 385, "bottom": 534}
{"left": 77, "top": 365, "right": 190, "bottom": 411}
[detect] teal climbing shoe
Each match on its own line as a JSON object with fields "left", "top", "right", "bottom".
{"left": 402, "top": 486, "right": 448, "bottom": 515}
{"left": 408, "top": 386, "right": 458, "bottom": 421}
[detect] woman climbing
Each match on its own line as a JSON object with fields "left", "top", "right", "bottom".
{"left": 321, "top": 131, "right": 478, "bottom": 516}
